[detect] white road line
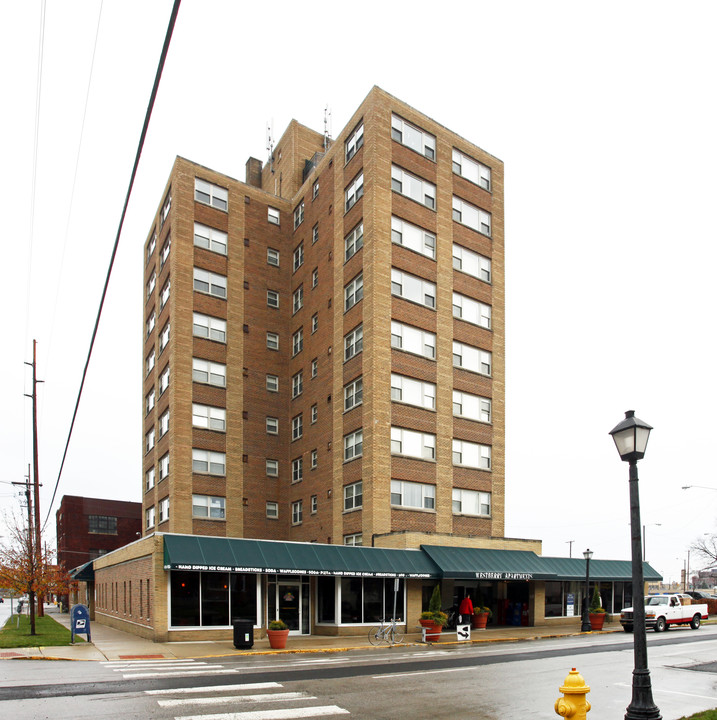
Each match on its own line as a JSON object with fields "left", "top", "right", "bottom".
{"left": 373, "top": 666, "right": 466, "bottom": 679}
{"left": 158, "top": 692, "right": 314, "bottom": 708}
{"left": 104, "top": 659, "right": 202, "bottom": 666}
{"left": 615, "top": 683, "right": 717, "bottom": 701}
{"left": 123, "top": 668, "right": 239, "bottom": 679}
{"left": 147, "top": 683, "right": 282, "bottom": 696}
{"left": 175, "top": 706, "right": 350, "bottom": 720}
{"left": 111, "top": 663, "right": 210, "bottom": 670}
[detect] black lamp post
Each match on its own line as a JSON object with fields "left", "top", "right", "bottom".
{"left": 609, "top": 410, "right": 661, "bottom": 720}
{"left": 581, "top": 548, "right": 593, "bottom": 632}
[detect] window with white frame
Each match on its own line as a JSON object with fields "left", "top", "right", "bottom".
{"left": 192, "top": 358, "right": 226, "bottom": 387}
{"left": 344, "top": 376, "right": 363, "bottom": 411}
{"left": 146, "top": 270, "right": 156, "bottom": 299}
{"left": 391, "top": 216, "right": 435, "bottom": 259}
{"left": 160, "top": 237, "right": 171, "bottom": 269}
{"left": 266, "top": 501, "right": 279, "bottom": 518}
{"left": 345, "top": 122, "right": 364, "bottom": 162}
{"left": 145, "top": 387, "right": 155, "bottom": 415}
{"left": 390, "top": 479, "right": 435, "bottom": 510}
{"left": 267, "top": 290, "right": 280, "bottom": 308}
{"left": 145, "top": 506, "right": 155, "bottom": 530}
{"left": 267, "top": 247, "right": 280, "bottom": 266}
{"left": 344, "top": 481, "right": 363, "bottom": 511}
{"left": 158, "top": 497, "right": 169, "bottom": 523}
{"left": 310, "top": 449, "right": 318, "bottom": 469}
{"left": 344, "top": 533, "right": 363, "bottom": 546}
{"left": 192, "top": 403, "right": 226, "bottom": 431}
{"left": 344, "top": 324, "right": 363, "bottom": 361}
{"left": 345, "top": 172, "right": 364, "bottom": 212}
{"left": 159, "top": 364, "right": 169, "bottom": 394}
{"left": 192, "top": 494, "right": 226, "bottom": 519}
{"left": 266, "top": 332, "right": 280, "bottom": 350}
{"left": 391, "top": 374, "right": 435, "bottom": 410}
{"left": 292, "top": 414, "right": 303, "bottom": 440}
{"left": 145, "top": 466, "right": 155, "bottom": 491}
{"left": 192, "top": 448, "right": 226, "bottom": 475}
{"left": 390, "top": 427, "right": 435, "bottom": 460}
{"left": 452, "top": 439, "right": 491, "bottom": 469}
{"left": 391, "top": 268, "right": 436, "bottom": 308}
{"left": 452, "top": 292, "right": 491, "bottom": 329}
{"left": 311, "top": 313, "right": 318, "bottom": 334}
{"left": 146, "top": 309, "right": 155, "bottom": 337}
{"left": 146, "top": 230, "right": 156, "bottom": 262}
{"left": 268, "top": 206, "right": 280, "bottom": 225}
{"left": 158, "top": 408, "right": 169, "bottom": 437}
{"left": 452, "top": 196, "right": 491, "bottom": 236}
{"left": 266, "top": 374, "right": 279, "bottom": 392}
{"left": 311, "top": 404, "right": 317, "bottom": 424}
{"left": 193, "top": 267, "right": 227, "bottom": 298}
{"left": 391, "top": 165, "right": 436, "bottom": 209}
{"left": 453, "top": 341, "right": 492, "bottom": 376}
{"left": 159, "top": 322, "right": 170, "bottom": 353}
{"left": 452, "top": 148, "right": 491, "bottom": 191}
{"left": 311, "top": 495, "right": 317, "bottom": 513}
{"left": 292, "top": 328, "right": 303, "bottom": 356}
{"left": 292, "top": 457, "right": 303, "bottom": 483}
{"left": 160, "top": 278, "right": 170, "bottom": 310}
{"left": 145, "top": 427, "right": 155, "bottom": 453}
{"left": 146, "top": 348, "right": 155, "bottom": 376}
{"left": 452, "top": 488, "right": 491, "bottom": 516}
{"left": 266, "top": 459, "right": 279, "bottom": 477}
{"left": 452, "top": 244, "right": 491, "bottom": 283}
{"left": 344, "top": 429, "right": 363, "bottom": 461}
{"left": 292, "top": 370, "right": 303, "bottom": 398}
{"left": 159, "top": 452, "right": 169, "bottom": 480}
{"left": 293, "top": 243, "right": 304, "bottom": 272}
{"left": 312, "top": 267, "right": 318, "bottom": 288}
{"left": 194, "top": 222, "right": 228, "bottom": 254}
{"left": 293, "top": 286, "right": 303, "bottom": 313}
{"left": 312, "top": 223, "right": 319, "bottom": 244}
{"left": 453, "top": 390, "right": 491, "bottom": 423}
{"left": 311, "top": 358, "right": 318, "bottom": 378}
{"left": 344, "top": 222, "right": 364, "bottom": 261}
{"left": 266, "top": 417, "right": 279, "bottom": 435}
{"left": 391, "top": 115, "right": 436, "bottom": 160}
{"left": 390, "top": 320, "right": 435, "bottom": 359}
{"left": 345, "top": 273, "right": 363, "bottom": 311}
{"left": 312, "top": 179, "right": 319, "bottom": 199}
{"left": 292, "top": 500, "right": 303, "bottom": 525}
{"left": 193, "top": 313, "right": 226, "bottom": 343}
{"left": 194, "top": 178, "right": 228, "bottom": 211}
{"left": 293, "top": 200, "right": 305, "bottom": 229}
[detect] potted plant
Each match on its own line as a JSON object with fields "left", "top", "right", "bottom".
{"left": 472, "top": 606, "right": 492, "bottom": 630}
{"left": 419, "top": 585, "right": 448, "bottom": 640}
{"left": 588, "top": 585, "right": 606, "bottom": 631}
{"left": 267, "top": 619, "right": 290, "bottom": 649}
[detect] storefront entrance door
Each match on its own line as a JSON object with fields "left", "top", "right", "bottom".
{"left": 278, "top": 582, "right": 301, "bottom": 631}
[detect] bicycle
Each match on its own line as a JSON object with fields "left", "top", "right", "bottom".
{"left": 368, "top": 618, "right": 404, "bottom": 645}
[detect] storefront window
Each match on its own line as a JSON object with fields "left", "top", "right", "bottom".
{"left": 171, "top": 571, "right": 200, "bottom": 626}
{"left": 317, "top": 577, "right": 335, "bottom": 623}
{"left": 230, "top": 573, "right": 258, "bottom": 623}
{"left": 202, "top": 573, "right": 229, "bottom": 626}
{"left": 340, "top": 577, "right": 404, "bottom": 623}
{"left": 341, "top": 578, "right": 362, "bottom": 623}
{"left": 544, "top": 581, "right": 563, "bottom": 617}
{"left": 363, "top": 578, "right": 383, "bottom": 623}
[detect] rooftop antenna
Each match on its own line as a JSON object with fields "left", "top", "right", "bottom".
{"left": 266, "top": 121, "right": 275, "bottom": 174}
{"left": 323, "top": 105, "right": 332, "bottom": 150}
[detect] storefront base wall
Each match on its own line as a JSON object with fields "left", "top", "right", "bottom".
{"left": 95, "top": 610, "right": 157, "bottom": 640}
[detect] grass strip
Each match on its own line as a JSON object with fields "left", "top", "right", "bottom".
{"left": 0, "top": 613, "right": 83, "bottom": 648}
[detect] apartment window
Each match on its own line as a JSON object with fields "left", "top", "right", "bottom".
{"left": 292, "top": 457, "right": 303, "bottom": 483}
{"left": 158, "top": 497, "right": 170, "bottom": 524}
{"left": 311, "top": 313, "right": 318, "bottom": 334}
{"left": 344, "top": 376, "right": 363, "bottom": 411}
{"left": 292, "top": 371, "right": 303, "bottom": 398}
{"left": 192, "top": 494, "right": 226, "bottom": 519}
{"left": 146, "top": 270, "right": 156, "bottom": 300}
{"left": 452, "top": 439, "right": 491, "bottom": 469}
{"left": 159, "top": 322, "right": 170, "bottom": 353}
{"left": 390, "top": 374, "right": 435, "bottom": 410}
{"left": 452, "top": 148, "right": 491, "bottom": 191}
{"left": 452, "top": 196, "right": 491, "bottom": 236}
{"left": 311, "top": 495, "right": 318, "bottom": 513}
{"left": 266, "top": 332, "right": 280, "bottom": 350}
{"left": 344, "top": 481, "right": 363, "bottom": 511}
{"left": 145, "top": 427, "right": 155, "bottom": 453}
{"left": 192, "top": 403, "right": 226, "bottom": 431}
{"left": 193, "top": 313, "right": 226, "bottom": 343}
{"left": 192, "top": 358, "right": 226, "bottom": 387}
{"left": 312, "top": 180, "right": 319, "bottom": 199}
{"left": 453, "top": 390, "right": 492, "bottom": 423}
{"left": 268, "top": 206, "right": 280, "bottom": 225}
{"left": 146, "top": 309, "right": 155, "bottom": 337}
{"left": 266, "top": 501, "right": 279, "bottom": 519}
{"left": 266, "top": 459, "right": 279, "bottom": 477}
{"left": 145, "top": 387, "right": 155, "bottom": 415}
{"left": 160, "top": 237, "right": 171, "bottom": 269}
{"left": 391, "top": 268, "right": 436, "bottom": 308}
{"left": 266, "top": 374, "right": 279, "bottom": 392}
{"left": 344, "top": 172, "right": 364, "bottom": 212}
{"left": 390, "top": 427, "right": 435, "bottom": 460}
{"left": 453, "top": 292, "right": 491, "bottom": 329}
{"left": 193, "top": 268, "right": 227, "bottom": 299}
{"left": 146, "top": 348, "right": 155, "bottom": 376}
{"left": 453, "top": 488, "right": 491, "bottom": 516}
{"left": 311, "top": 404, "right": 317, "bottom": 424}
{"left": 159, "top": 364, "right": 170, "bottom": 394}
{"left": 390, "top": 479, "right": 435, "bottom": 510}
{"left": 390, "top": 320, "right": 435, "bottom": 360}
{"left": 293, "top": 200, "right": 305, "bottom": 230}
{"left": 312, "top": 223, "right": 319, "bottom": 244}
{"left": 267, "top": 290, "right": 280, "bottom": 308}
{"left": 194, "top": 178, "right": 228, "bottom": 211}
{"left": 194, "top": 222, "right": 228, "bottom": 255}
{"left": 344, "top": 533, "right": 363, "bottom": 546}
{"left": 292, "top": 500, "right": 303, "bottom": 525}
{"left": 344, "top": 273, "right": 363, "bottom": 311}
{"left": 159, "top": 452, "right": 169, "bottom": 480}
{"left": 311, "top": 358, "right": 318, "bottom": 378}
{"left": 293, "top": 243, "right": 304, "bottom": 272}
{"left": 145, "top": 506, "right": 155, "bottom": 530}
{"left": 146, "top": 230, "right": 156, "bottom": 263}
{"left": 391, "top": 115, "right": 436, "bottom": 160}
{"left": 345, "top": 122, "right": 364, "bottom": 162}
{"left": 453, "top": 244, "right": 491, "bottom": 283}
{"left": 158, "top": 408, "right": 170, "bottom": 437}
{"left": 310, "top": 449, "right": 318, "bottom": 469}
{"left": 391, "top": 216, "right": 435, "bottom": 260}
{"left": 266, "top": 417, "right": 279, "bottom": 435}
{"left": 145, "top": 466, "right": 155, "bottom": 491}
{"left": 344, "top": 222, "right": 364, "bottom": 261}
{"left": 88, "top": 515, "right": 118, "bottom": 534}
{"left": 391, "top": 166, "right": 436, "bottom": 209}
{"left": 292, "top": 414, "right": 303, "bottom": 440}
{"left": 293, "top": 286, "right": 304, "bottom": 313}
{"left": 292, "top": 328, "right": 304, "bottom": 356}
{"left": 159, "top": 278, "right": 171, "bottom": 310}
{"left": 192, "top": 448, "right": 226, "bottom": 475}
{"left": 267, "top": 247, "right": 280, "bottom": 266}
{"left": 453, "top": 340, "right": 492, "bottom": 376}
{"left": 311, "top": 267, "right": 318, "bottom": 288}
{"left": 344, "top": 429, "right": 363, "bottom": 461}
{"left": 344, "top": 325, "right": 363, "bottom": 361}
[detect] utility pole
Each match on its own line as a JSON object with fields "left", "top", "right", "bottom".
{"left": 12, "top": 468, "right": 36, "bottom": 635}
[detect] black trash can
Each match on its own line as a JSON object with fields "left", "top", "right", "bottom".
{"left": 233, "top": 618, "right": 254, "bottom": 649}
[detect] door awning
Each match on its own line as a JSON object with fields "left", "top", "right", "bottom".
{"left": 421, "top": 545, "right": 557, "bottom": 580}
{"left": 69, "top": 559, "right": 95, "bottom": 582}
{"left": 537, "top": 556, "right": 662, "bottom": 582}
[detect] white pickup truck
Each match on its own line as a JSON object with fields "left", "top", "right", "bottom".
{"left": 620, "top": 593, "right": 708, "bottom": 632}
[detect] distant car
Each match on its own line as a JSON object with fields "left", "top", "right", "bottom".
{"left": 686, "top": 591, "right": 717, "bottom": 600}
{"left": 0, "top": 597, "right": 4, "bottom": 603}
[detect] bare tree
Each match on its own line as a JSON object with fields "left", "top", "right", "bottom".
{"left": 690, "top": 534, "right": 717, "bottom": 570}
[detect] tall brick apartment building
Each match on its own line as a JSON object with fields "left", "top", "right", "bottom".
{"left": 90, "top": 88, "right": 656, "bottom": 640}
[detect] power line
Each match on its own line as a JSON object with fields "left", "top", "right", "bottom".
{"left": 43, "top": 0, "right": 182, "bottom": 531}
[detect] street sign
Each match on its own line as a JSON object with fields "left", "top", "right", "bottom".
{"left": 456, "top": 623, "right": 471, "bottom": 641}
{"left": 70, "top": 603, "right": 91, "bottom": 643}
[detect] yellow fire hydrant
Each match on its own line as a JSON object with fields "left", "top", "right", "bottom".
{"left": 555, "top": 667, "right": 591, "bottom": 719}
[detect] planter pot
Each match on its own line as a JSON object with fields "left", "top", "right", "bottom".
{"left": 419, "top": 618, "right": 443, "bottom": 641}
{"left": 472, "top": 612, "right": 489, "bottom": 630}
{"left": 267, "top": 628, "right": 290, "bottom": 649}
{"left": 589, "top": 613, "right": 606, "bottom": 631}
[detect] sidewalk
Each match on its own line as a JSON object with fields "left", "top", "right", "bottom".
{"left": 1, "top": 604, "right": 625, "bottom": 662}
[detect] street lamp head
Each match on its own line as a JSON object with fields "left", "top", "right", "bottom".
{"left": 609, "top": 410, "right": 652, "bottom": 463}
{"left": 583, "top": 548, "right": 593, "bottom": 561}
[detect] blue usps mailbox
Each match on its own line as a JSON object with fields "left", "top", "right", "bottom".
{"left": 70, "top": 603, "right": 91, "bottom": 643}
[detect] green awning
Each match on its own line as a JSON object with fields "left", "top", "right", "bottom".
{"left": 163, "top": 534, "right": 441, "bottom": 578}
{"left": 421, "top": 545, "right": 556, "bottom": 580}
{"left": 538, "top": 556, "right": 662, "bottom": 582}
{"left": 69, "top": 559, "right": 95, "bottom": 582}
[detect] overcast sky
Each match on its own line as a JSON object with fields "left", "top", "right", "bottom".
{"left": 2, "top": 1, "right": 716, "bottom": 585}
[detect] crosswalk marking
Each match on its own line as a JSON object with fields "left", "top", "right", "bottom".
{"left": 175, "top": 707, "right": 350, "bottom": 720}
{"left": 123, "top": 668, "right": 240, "bottom": 679}
{"left": 157, "top": 692, "right": 314, "bottom": 708}
{"left": 147, "top": 682, "right": 282, "bottom": 696}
